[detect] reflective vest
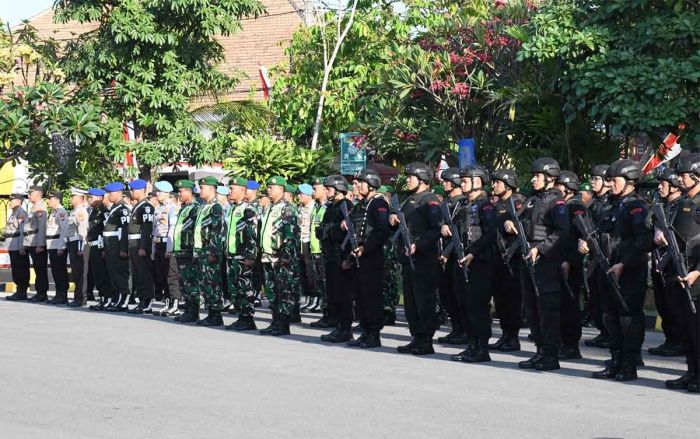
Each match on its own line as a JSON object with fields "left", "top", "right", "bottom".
{"left": 226, "top": 202, "right": 248, "bottom": 255}
{"left": 174, "top": 203, "right": 196, "bottom": 252}
{"left": 193, "top": 202, "right": 215, "bottom": 250}
{"left": 310, "top": 203, "right": 326, "bottom": 254}
{"left": 260, "top": 200, "right": 285, "bottom": 254}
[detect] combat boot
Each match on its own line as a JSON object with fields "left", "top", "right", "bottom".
{"left": 347, "top": 332, "right": 367, "bottom": 348}
{"left": 688, "top": 375, "right": 700, "bottom": 393}
{"left": 259, "top": 317, "right": 278, "bottom": 335}
{"left": 499, "top": 335, "right": 521, "bottom": 352}
{"left": 558, "top": 345, "right": 582, "bottom": 360}
{"left": 535, "top": 355, "right": 561, "bottom": 371}
{"left": 310, "top": 314, "right": 336, "bottom": 329}
{"left": 227, "top": 316, "right": 257, "bottom": 331}
{"left": 28, "top": 293, "right": 48, "bottom": 303}
{"left": 270, "top": 316, "right": 291, "bottom": 336}
{"left": 196, "top": 310, "right": 224, "bottom": 327}
{"left": 592, "top": 351, "right": 621, "bottom": 379}
{"left": 48, "top": 293, "right": 68, "bottom": 305}
{"left": 360, "top": 331, "right": 381, "bottom": 349}
{"left": 614, "top": 361, "right": 638, "bottom": 382}
{"left": 665, "top": 373, "right": 691, "bottom": 390}
{"left": 175, "top": 302, "right": 199, "bottom": 323}
{"left": 584, "top": 333, "right": 610, "bottom": 348}
{"left": 453, "top": 345, "right": 491, "bottom": 363}
{"left": 383, "top": 309, "right": 396, "bottom": 326}
{"left": 437, "top": 330, "right": 468, "bottom": 345}
{"left": 518, "top": 349, "right": 544, "bottom": 369}
{"left": 67, "top": 293, "right": 85, "bottom": 308}
{"left": 397, "top": 338, "right": 418, "bottom": 354}
{"left": 487, "top": 334, "right": 508, "bottom": 350}
{"left": 321, "top": 325, "right": 353, "bottom": 343}
{"left": 6, "top": 291, "right": 28, "bottom": 301}
{"left": 410, "top": 337, "right": 435, "bottom": 356}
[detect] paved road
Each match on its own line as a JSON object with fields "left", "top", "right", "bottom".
{"left": 0, "top": 293, "right": 696, "bottom": 439}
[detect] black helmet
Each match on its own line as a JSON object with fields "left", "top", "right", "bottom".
{"left": 657, "top": 168, "right": 680, "bottom": 187}
{"left": 491, "top": 168, "right": 518, "bottom": 190}
{"left": 530, "top": 157, "right": 561, "bottom": 177}
{"left": 556, "top": 170, "right": 580, "bottom": 191}
{"left": 591, "top": 164, "right": 609, "bottom": 177}
{"left": 356, "top": 168, "right": 381, "bottom": 189}
{"left": 675, "top": 153, "right": 700, "bottom": 176}
{"left": 440, "top": 167, "right": 462, "bottom": 186}
{"left": 608, "top": 159, "right": 641, "bottom": 181}
{"left": 405, "top": 162, "right": 433, "bottom": 183}
{"left": 460, "top": 165, "right": 489, "bottom": 183}
{"left": 323, "top": 175, "right": 348, "bottom": 193}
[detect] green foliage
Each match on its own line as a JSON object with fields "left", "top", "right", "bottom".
{"left": 222, "top": 133, "right": 332, "bottom": 184}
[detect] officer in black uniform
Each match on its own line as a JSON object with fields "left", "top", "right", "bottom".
{"left": 317, "top": 175, "right": 354, "bottom": 338}
{"left": 554, "top": 170, "right": 588, "bottom": 360}
{"left": 436, "top": 167, "right": 469, "bottom": 345}
{"left": 584, "top": 164, "right": 612, "bottom": 349}
{"left": 337, "top": 168, "right": 391, "bottom": 348}
{"left": 648, "top": 168, "right": 686, "bottom": 357}
{"left": 126, "top": 179, "right": 155, "bottom": 314}
{"left": 102, "top": 182, "right": 131, "bottom": 312}
{"left": 450, "top": 165, "right": 497, "bottom": 363}
{"left": 86, "top": 188, "right": 113, "bottom": 310}
{"left": 390, "top": 162, "right": 442, "bottom": 356}
{"left": 504, "top": 157, "right": 569, "bottom": 371}
{"left": 659, "top": 154, "right": 700, "bottom": 393}
{"left": 582, "top": 159, "right": 652, "bottom": 381}
{"left": 488, "top": 169, "right": 523, "bottom": 352}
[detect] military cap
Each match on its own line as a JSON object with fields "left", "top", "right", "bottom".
{"left": 104, "top": 182, "right": 125, "bottom": 192}
{"left": 579, "top": 182, "right": 592, "bottom": 192}
{"left": 88, "top": 188, "right": 106, "bottom": 196}
{"left": 129, "top": 179, "right": 148, "bottom": 190}
{"left": 285, "top": 183, "right": 297, "bottom": 193}
{"left": 175, "top": 180, "right": 195, "bottom": 189}
{"left": 10, "top": 193, "right": 24, "bottom": 200}
{"left": 70, "top": 187, "right": 87, "bottom": 196}
{"left": 216, "top": 186, "right": 230, "bottom": 196}
{"left": 198, "top": 176, "right": 219, "bottom": 187}
{"left": 154, "top": 181, "right": 173, "bottom": 192}
{"left": 229, "top": 177, "right": 248, "bottom": 187}
{"left": 298, "top": 183, "right": 313, "bottom": 196}
{"left": 48, "top": 190, "right": 62, "bottom": 199}
{"left": 432, "top": 186, "right": 445, "bottom": 196}
{"left": 267, "top": 176, "right": 287, "bottom": 187}
{"left": 246, "top": 180, "right": 260, "bottom": 190}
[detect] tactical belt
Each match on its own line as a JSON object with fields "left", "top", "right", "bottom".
{"left": 46, "top": 234, "right": 61, "bottom": 240}
{"left": 127, "top": 234, "right": 142, "bottom": 240}
{"left": 154, "top": 236, "right": 168, "bottom": 243}
{"left": 5, "top": 232, "right": 20, "bottom": 238}
{"left": 24, "top": 230, "right": 37, "bottom": 236}
{"left": 103, "top": 231, "right": 121, "bottom": 238}
{"left": 67, "top": 236, "right": 82, "bottom": 242}
{"left": 89, "top": 240, "right": 101, "bottom": 246}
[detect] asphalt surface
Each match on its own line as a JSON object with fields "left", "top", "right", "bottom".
{"left": 0, "top": 292, "right": 697, "bottom": 439}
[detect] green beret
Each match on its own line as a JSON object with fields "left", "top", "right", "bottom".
{"left": 175, "top": 179, "right": 195, "bottom": 189}
{"left": 229, "top": 177, "right": 248, "bottom": 188}
{"left": 311, "top": 176, "right": 324, "bottom": 186}
{"left": 198, "top": 176, "right": 219, "bottom": 187}
{"left": 377, "top": 185, "right": 393, "bottom": 194}
{"left": 285, "top": 183, "right": 298, "bottom": 193}
{"left": 432, "top": 186, "right": 445, "bottom": 196}
{"left": 267, "top": 176, "right": 287, "bottom": 187}
{"left": 579, "top": 182, "right": 592, "bottom": 192}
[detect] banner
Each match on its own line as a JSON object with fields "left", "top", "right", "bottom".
{"left": 340, "top": 132, "right": 366, "bottom": 175}
{"left": 458, "top": 138, "right": 476, "bottom": 168}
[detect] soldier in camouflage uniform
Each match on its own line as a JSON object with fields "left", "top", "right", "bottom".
{"left": 259, "top": 176, "right": 300, "bottom": 336}
{"left": 173, "top": 180, "right": 201, "bottom": 322}
{"left": 190, "top": 176, "right": 225, "bottom": 327}
{"left": 285, "top": 183, "right": 304, "bottom": 323}
{"left": 224, "top": 177, "right": 259, "bottom": 331}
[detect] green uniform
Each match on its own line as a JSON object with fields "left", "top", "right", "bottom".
{"left": 383, "top": 239, "right": 400, "bottom": 313}
{"left": 193, "top": 199, "right": 224, "bottom": 311}
{"left": 173, "top": 199, "right": 200, "bottom": 305}
{"left": 225, "top": 200, "right": 258, "bottom": 318}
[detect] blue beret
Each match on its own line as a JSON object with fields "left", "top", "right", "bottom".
{"left": 88, "top": 188, "right": 106, "bottom": 196}
{"left": 154, "top": 181, "right": 173, "bottom": 192}
{"left": 103, "top": 182, "right": 125, "bottom": 193}
{"left": 129, "top": 179, "right": 148, "bottom": 190}
{"left": 246, "top": 180, "right": 260, "bottom": 190}
{"left": 216, "top": 186, "right": 230, "bottom": 195}
{"left": 298, "top": 183, "right": 313, "bottom": 196}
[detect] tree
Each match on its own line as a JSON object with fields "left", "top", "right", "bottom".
{"left": 54, "top": 0, "right": 267, "bottom": 178}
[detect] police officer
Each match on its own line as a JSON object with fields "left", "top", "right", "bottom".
{"left": 648, "top": 168, "right": 686, "bottom": 357}
{"left": 66, "top": 188, "right": 90, "bottom": 307}
{"left": 581, "top": 159, "right": 652, "bottom": 381}
{"left": 224, "top": 177, "right": 259, "bottom": 331}
{"left": 102, "top": 182, "right": 131, "bottom": 312}
{"left": 173, "top": 180, "right": 201, "bottom": 322}
{"left": 302, "top": 178, "right": 327, "bottom": 314}
{"left": 436, "top": 167, "right": 469, "bottom": 345}
{"left": 313, "top": 175, "right": 351, "bottom": 330}
{"left": 259, "top": 176, "right": 300, "bottom": 336}
{"left": 390, "top": 162, "right": 442, "bottom": 356}
{"left": 488, "top": 169, "right": 523, "bottom": 352}
{"left": 125, "top": 179, "right": 155, "bottom": 313}
{"left": 87, "top": 188, "right": 113, "bottom": 310}
{"left": 152, "top": 180, "right": 181, "bottom": 316}
{"left": 450, "top": 165, "right": 497, "bottom": 363}
{"left": 378, "top": 185, "right": 400, "bottom": 325}
{"left": 192, "top": 176, "right": 225, "bottom": 326}
{"left": 5, "top": 193, "right": 30, "bottom": 301}
{"left": 659, "top": 154, "right": 700, "bottom": 392}
{"left": 504, "top": 158, "right": 569, "bottom": 371}
{"left": 46, "top": 191, "right": 70, "bottom": 305}
{"left": 336, "top": 168, "right": 391, "bottom": 348}
{"left": 24, "top": 185, "right": 49, "bottom": 302}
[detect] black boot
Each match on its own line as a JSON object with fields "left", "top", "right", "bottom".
{"left": 584, "top": 333, "right": 610, "bottom": 348}
{"left": 592, "top": 351, "right": 621, "bottom": 379}
{"left": 346, "top": 332, "right": 367, "bottom": 348}
{"left": 175, "top": 302, "right": 200, "bottom": 323}
{"left": 67, "top": 293, "right": 85, "bottom": 308}
{"left": 6, "top": 291, "right": 28, "bottom": 301}
{"left": 535, "top": 355, "right": 561, "bottom": 371}
{"left": 360, "top": 331, "right": 381, "bottom": 349}
{"left": 659, "top": 341, "right": 686, "bottom": 357}
{"left": 259, "top": 316, "right": 278, "bottom": 335}
{"left": 321, "top": 325, "right": 353, "bottom": 343}
{"left": 665, "top": 373, "right": 691, "bottom": 390}
{"left": 614, "top": 361, "right": 638, "bottom": 382}
{"left": 487, "top": 334, "right": 508, "bottom": 350}
{"left": 410, "top": 337, "right": 435, "bottom": 356}
{"left": 437, "top": 330, "right": 468, "bottom": 345}
{"left": 518, "top": 349, "right": 544, "bottom": 369}
{"left": 107, "top": 294, "right": 128, "bottom": 312}
{"left": 499, "top": 335, "right": 521, "bottom": 352}
{"left": 271, "top": 316, "right": 291, "bottom": 336}
{"left": 558, "top": 345, "right": 582, "bottom": 360}
{"left": 28, "top": 293, "right": 48, "bottom": 303}
{"left": 453, "top": 344, "right": 491, "bottom": 363}
{"left": 196, "top": 310, "right": 224, "bottom": 327}
{"left": 227, "top": 315, "right": 257, "bottom": 331}
{"left": 128, "top": 298, "right": 151, "bottom": 314}
{"left": 397, "top": 338, "right": 418, "bottom": 354}
{"left": 383, "top": 309, "right": 396, "bottom": 326}
{"left": 310, "top": 314, "right": 336, "bottom": 328}
{"left": 48, "top": 293, "right": 69, "bottom": 305}
{"left": 688, "top": 375, "right": 700, "bottom": 393}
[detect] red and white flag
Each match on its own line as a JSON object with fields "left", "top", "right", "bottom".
{"left": 258, "top": 63, "right": 272, "bottom": 99}
{"left": 436, "top": 155, "right": 449, "bottom": 181}
{"left": 122, "top": 121, "right": 138, "bottom": 170}
{"left": 641, "top": 132, "right": 682, "bottom": 176}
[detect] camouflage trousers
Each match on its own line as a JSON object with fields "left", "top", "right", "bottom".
{"left": 227, "top": 257, "right": 256, "bottom": 318}
{"left": 310, "top": 253, "right": 327, "bottom": 312}
{"left": 383, "top": 258, "right": 400, "bottom": 312}
{"left": 263, "top": 260, "right": 298, "bottom": 318}
{"left": 197, "top": 257, "right": 223, "bottom": 312}
{"left": 176, "top": 256, "right": 199, "bottom": 304}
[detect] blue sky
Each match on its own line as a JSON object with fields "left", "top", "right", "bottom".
{"left": 2, "top": 0, "right": 55, "bottom": 27}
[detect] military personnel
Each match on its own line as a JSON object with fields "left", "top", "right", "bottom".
{"left": 152, "top": 181, "right": 181, "bottom": 316}
{"left": 297, "top": 183, "right": 315, "bottom": 311}
{"left": 314, "top": 175, "right": 352, "bottom": 330}
{"left": 224, "top": 177, "right": 259, "bottom": 331}
{"left": 303, "top": 178, "right": 327, "bottom": 315}
{"left": 664, "top": 154, "right": 700, "bottom": 393}
{"left": 435, "top": 167, "right": 469, "bottom": 345}
{"left": 282, "top": 183, "right": 303, "bottom": 323}
{"left": 66, "top": 188, "right": 90, "bottom": 307}
{"left": 584, "top": 164, "right": 612, "bottom": 349}
{"left": 259, "top": 176, "right": 300, "bottom": 336}
{"left": 126, "top": 179, "right": 155, "bottom": 314}
{"left": 648, "top": 168, "right": 686, "bottom": 357}
{"left": 389, "top": 162, "right": 442, "bottom": 356}
{"left": 101, "top": 182, "right": 131, "bottom": 312}
{"left": 488, "top": 169, "right": 523, "bottom": 352}
{"left": 172, "top": 180, "right": 201, "bottom": 323}
{"left": 449, "top": 165, "right": 497, "bottom": 363}
{"left": 87, "top": 188, "right": 113, "bottom": 310}
{"left": 378, "top": 186, "right": 400, "bottom": 325}
{"left": 504, "top": 158, "right": 569, "bottom": 371}
{"left": 581, "top": 159, "right": 652, "bottom": 381}
{"left": 191, "top": 176, "right": 225, "bottom": 326}
{"left": 24, "top": 185, "right": 49, "bottom": 302}
{"left": 246, "top": 180, "right": 264, "bottom": 305}
{"left": 335, "top": 168, "right": 391, "bottom": 348}
{"left": 5, "top": 193, "right": 30, "bottom": 301}
{"left": 46, "top": 191, "right": 70, "bottom": 305}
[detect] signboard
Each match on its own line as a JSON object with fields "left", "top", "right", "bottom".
{"left": 458, "top": 138, "right": 476, "bottom": 169}
{"left": 340, "top": 132, "right": 366, "bottom": 175}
